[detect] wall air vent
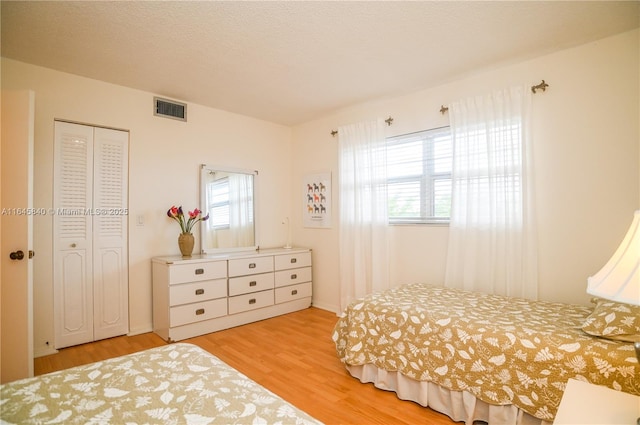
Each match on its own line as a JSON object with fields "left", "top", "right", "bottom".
{"left": 154, "top": 97, "right": 187, "bottom": 121}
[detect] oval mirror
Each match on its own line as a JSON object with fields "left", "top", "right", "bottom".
{"left": 200, "top": 164, "right": 259, "bottom": 253}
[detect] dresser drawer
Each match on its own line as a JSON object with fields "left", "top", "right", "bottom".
{"left": 275, "top": 282, "right": 312, "bottom": 304}
{"left": 169, "top": 279, "right": 227, "bottom": 306}
{"left": 170, "top": 298, "right": 227, "bottom": 327}
{"left": 274, "top": 252, "right": 311, "bottom": 270}
{"left": 274, "top": 266, "right": 312, "bottom": 288}
{"left": 228, "top": 290, "right": 274, "bottom": 314}
{"left": 168, "top": 260, "right": 227, "bottom": 284}
{"left": 228, "top": 256, "right": 273, "bottom": 277}
{"left": 229, "top": 272, "right": 274, "bottom": 296}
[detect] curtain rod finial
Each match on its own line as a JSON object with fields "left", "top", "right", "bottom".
{"left": 531, "top": 80, "right": 549, "bottom": 93}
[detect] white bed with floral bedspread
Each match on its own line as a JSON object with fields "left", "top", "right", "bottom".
{"left": 333, "top": 283, "right": 640, "bottom": 425}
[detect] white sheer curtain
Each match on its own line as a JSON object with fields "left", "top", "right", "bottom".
{"left": 445, "top": 85, "right": 538, "bottom": 299}
{"left": 228, "top": 173, "right": 254, "bottom": 246}
{"left": 338, "top": 119, "right": 390, "bottom": 311}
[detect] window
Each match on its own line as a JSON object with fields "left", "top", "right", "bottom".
{"left": 387, "top": 127, "right": 452, "bottom": 224}
{"left": 207, "top": 177, "right": 230, "bottom": 229}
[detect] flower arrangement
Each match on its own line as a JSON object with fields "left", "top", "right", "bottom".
{"left": 167, "top": 205, "right": 209, "bottom": 234}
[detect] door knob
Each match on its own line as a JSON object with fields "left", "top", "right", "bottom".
{"left": 10, "top": 250, "right": 24, "bottom": 260}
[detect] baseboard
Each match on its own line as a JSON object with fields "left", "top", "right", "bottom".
{"left": 128, "top": 325, "right": 153, "bottom": 337}
{"left": 34, "top": 346, "right": 59, "bottom": 358}
{"left": 310, "top": 301, "right": 340, "bottom": 315}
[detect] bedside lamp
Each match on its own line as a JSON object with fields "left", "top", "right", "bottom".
{"left": 587, "top": 210, "right": 640, "bottom": 362}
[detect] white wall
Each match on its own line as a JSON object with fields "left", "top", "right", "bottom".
{"left": 2, "top": 29, "right": 638, "bottom": 356}
{"left": 292, "top": 29, "right": 640, "bottom": 313}
{"left": 1, "top": 58, "right": 293, "bottom": 356}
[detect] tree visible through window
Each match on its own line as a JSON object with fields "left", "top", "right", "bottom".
{"left": 387, "top": 127, "right": 452, "bottom": 224}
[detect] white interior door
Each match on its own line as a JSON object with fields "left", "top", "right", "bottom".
{"left": 1, "top": 90, "right": 35, "bottom": 383}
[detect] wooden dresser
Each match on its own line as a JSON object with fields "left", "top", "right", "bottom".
{"left": 152, "top": 247, "right": 312, "bottom": 342}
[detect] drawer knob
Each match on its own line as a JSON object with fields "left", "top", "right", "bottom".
{"left": 249, "top": 298, "right": 256, "bottom": 304}
{"left": 195, "top": 268, "right": 204, "bottom": 275}
{"left": 195, "top": 308, "right": 205, "bottom": 315}
{"left": 195, "top": 288, "right": 205, "bottom": 295}
{"left": 291, "top": 289, "right": 298, "bottom": 295}
{"left": 249, "top": 281, "right": 257, "bottom": 287}
{"left": 249, "top": 263, "right": 256, "bottom": 269}
{"left": 290, "top": 258, "right": 297, "bottom": 263}
{"left": 291, "top": 274, "right": 297, "bottom": 279}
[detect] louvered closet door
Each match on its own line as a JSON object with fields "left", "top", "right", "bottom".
{"left": 53, "top": 122, "right": 95, "bottom": 349}
{"left": 92, "top": 128, "right": 129, "bottom": 341}
{"left": 53, "top": 122, "right": 129, "bottom": 349}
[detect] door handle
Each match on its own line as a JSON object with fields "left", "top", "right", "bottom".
{"left": 10, "top": 250, "right": 24, "bottom": 260}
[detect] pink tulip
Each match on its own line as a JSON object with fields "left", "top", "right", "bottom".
{"left": 167, "top": 205, "right": 207, "bottom": 234}
{"left": 167, "top": 206, "right": 179, "bottom": 218}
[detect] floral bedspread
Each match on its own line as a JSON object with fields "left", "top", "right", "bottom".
{"left": 332, "top": 283, "right": 640, "bottom": 421}
{"left": 0, "top": 343, "right": 322, "bottom": 425}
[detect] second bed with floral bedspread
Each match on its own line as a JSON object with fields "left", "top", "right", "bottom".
{"left": 332, "top": 283, "right": 639, "bottom": 422}
{"left": 1, "top": 343, "right": 322, "bottom": 425}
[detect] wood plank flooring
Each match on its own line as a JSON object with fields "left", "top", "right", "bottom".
{"left": 34, "top": 307, "right": 458, "bottom": 425}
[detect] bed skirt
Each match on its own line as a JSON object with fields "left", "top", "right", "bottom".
{"left": 346, "top": 364, "right": 552, "bottom": 425}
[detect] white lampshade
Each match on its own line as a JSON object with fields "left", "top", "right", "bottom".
{"left": 587, "top": 210, "right": 640, "bottom": 306}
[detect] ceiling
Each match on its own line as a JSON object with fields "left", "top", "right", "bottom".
{"left": 1, "top": 1, "right": 638, "bottom": 126}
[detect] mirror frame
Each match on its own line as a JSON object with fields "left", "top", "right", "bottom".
{"left": 199, "top": 164, "right": 259, "bottom": 254}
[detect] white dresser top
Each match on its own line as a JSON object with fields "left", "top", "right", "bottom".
{"left": 152, "top": 247, "right": 310, "bottom": 265}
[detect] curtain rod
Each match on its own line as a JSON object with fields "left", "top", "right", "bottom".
{"left": 330, "top": 116, "right": 394, "bottom": 137}
{"left": 329, "top": 80, "right": 549, "bottom": 134}
{"left": 439, "top": 80, "right": 549, "bottom": 115}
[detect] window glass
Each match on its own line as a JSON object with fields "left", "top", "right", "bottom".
{"left": 207, "top": 177, "right": 230, "bottom": 229}
{"left": 387, "top": 127, "right": 452, "bottom": 224}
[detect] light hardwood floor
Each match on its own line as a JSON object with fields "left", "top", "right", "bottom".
{"left": 35, "top": 307, "right": 458, "bottom": 425}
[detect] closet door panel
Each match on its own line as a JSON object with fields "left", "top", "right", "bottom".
{"left": 53, "top": 121, "right": 94, "bottom": 349}
{"left": 93, "top": 128, "right": 129, "bottom": 340}
{"left": 93, "top": 248, "right": 126, "bottom": 339}
{"left": 58, "top": 250, "right": 92, "bottom": 346}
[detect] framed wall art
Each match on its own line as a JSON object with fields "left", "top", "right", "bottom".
{"left": 303, "top": 172, "right": 332, "bottom": 228}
